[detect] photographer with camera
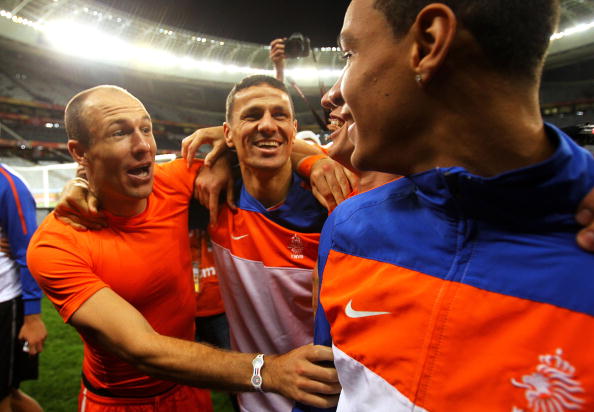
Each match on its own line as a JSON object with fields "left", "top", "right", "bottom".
{"left": 270, "top": 34, "right": 311, "bottom": 83}
{"left": 270, "top": 38, "right": 287, "bottom": 82}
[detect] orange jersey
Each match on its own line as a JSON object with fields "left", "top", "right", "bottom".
{"left": 189, "top": 229, "right": 225, "bottom": 317}
{"left": 209, "top": 173, "right": 327, "bottom": 412}
{"left": 311, "top": 127, "right": 594, "bottom": 412}
{"left": 28, "top": 159, "right": 201, "bottom": 397}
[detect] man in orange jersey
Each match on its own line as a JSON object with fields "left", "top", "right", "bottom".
{"left": 27, "top": 85, "right": 339, "bottom": 412}
{"left": 201, "top": 75, "right": 334, "bottom": 412}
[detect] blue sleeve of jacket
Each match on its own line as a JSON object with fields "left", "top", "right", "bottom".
{"left": 293, "top": 211, "right": 337, "bottom": 412}
{"left": 0, "top": 167, "right": 42, "bottom": 315}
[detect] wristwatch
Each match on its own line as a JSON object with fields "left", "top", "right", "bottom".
{"left": 251, "top": 354, "right": 264, "bottom": 391}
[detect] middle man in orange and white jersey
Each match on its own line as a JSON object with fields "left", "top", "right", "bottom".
{"left": 200, "top": 74, "right": 329, "bottom": 412}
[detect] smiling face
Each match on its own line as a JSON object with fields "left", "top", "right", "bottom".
{"left": 321, "top": 73, "right": 357, "bottom": 172}
{"left": 76, "top": 88, "right": 157, "bottom": 215}
{"left": 224, "top": 84, "right": 297, "bottom": 173}
{"left": 339, "top": 0, "right": 423, "bottom": 174}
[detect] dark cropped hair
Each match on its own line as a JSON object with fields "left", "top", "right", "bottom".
{"left": 64, "top": 85, "right": 130, "bottom": 146}
{"left": 225, "top": 75, "right": 294, "bottom": 122}
{"left": 373, "top": 0, "right": 560, "bottom": 78}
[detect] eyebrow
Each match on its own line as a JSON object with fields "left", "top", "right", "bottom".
{"left": 338, "top": 32, "right": 356, "bottom": 50}
{"left": 241, "top": 103, "right": 290, "bottom": 113}
{"left": 107, "top": 115, "right": 151, "bottom": 127}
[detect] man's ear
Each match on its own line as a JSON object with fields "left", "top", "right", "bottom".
{"left": 223, "top": 122, "right": 235, "bottom": 149}
{"left": 67, "top": 140, "right": 88, "bottom": 166}
{"left": 409, "top": 3, "right": 457, "bottom": 83}
{"left": 291, "top": 120, "right": 298, "bottom": 142}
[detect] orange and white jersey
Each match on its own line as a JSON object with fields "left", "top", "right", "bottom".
{"left": 209, "top": 173, "right": 326, "bottom": 412}
{"left": 312, "top": 126, "right": 594, "bottom": 412}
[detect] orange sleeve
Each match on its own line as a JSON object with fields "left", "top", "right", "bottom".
{"left": 155, "top": 158, "right": 203, "bottom": 200}
{"left": 27, "top": 216, "right": 109, "bottom": 323}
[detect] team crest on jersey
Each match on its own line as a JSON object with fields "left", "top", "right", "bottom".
{"left": 511, "top": 348, "right": 585, "bottom": 412}
{"left": 288, "top": 234, "right": 304, "bottom": 259}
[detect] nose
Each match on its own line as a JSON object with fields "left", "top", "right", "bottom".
{"left": 131, "top": 129, "right": 153, "bottom": 157}
{"left": 322, "top": 76, "right": 344, "bottom": 109}
{"left": 257, "top": 111, "right": 277, "bottom": 136}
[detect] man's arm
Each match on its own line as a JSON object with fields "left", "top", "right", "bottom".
{"left": 292, "top": 139, "right": 356, "bottom": 211}
{"left": 0, "top": 168, "right": 47, "bottom": 354}
{"left": 270, "top": 38, "right": 286, "bottom": 82}
{"left": 70, "top": 287, "right": 339, "bottom": 407}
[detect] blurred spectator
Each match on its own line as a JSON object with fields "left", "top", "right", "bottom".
{"left": 0, "top": 164, "right": 46, "bottom": 412}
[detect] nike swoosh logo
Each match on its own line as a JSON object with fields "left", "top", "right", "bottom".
{"left": 231, "top": 234, "right": 249, "bottom": 240}
{"left": 345, "top": 300, "right": 391, "bottom": 318}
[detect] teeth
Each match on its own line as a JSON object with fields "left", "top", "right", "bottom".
{"left": 255, "top": 141, "right": 280, "bottom": 148}
{"left": 129, "top": 166, "right": 149, "bottom": 177}
{"left": 330, "top": 118, "right": 344, "bottom": 127}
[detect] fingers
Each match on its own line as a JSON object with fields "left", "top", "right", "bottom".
{"left": 334, "top": 167, "right": 354, "bottom": 199}
{"left": 270, "top": 38, "right": 286, "bottom": 63}
{"left": 309, "top": 159, "right": 353, "bottom": 212}
{"left": 296, "top": 393, "right": 340, "bottom": 409}
{"left": 204, "top": 140, "right": 228, "bottom": 168}
{"left": 311, "top": 185, "right": 330, "bottom": 211}
{"left": 297, "top": 377, "right": 341, "bottom": 396}
{"left": 577, "top": 229, "right": 594, "bottom": 251}
{"left": 56, "top": 178, "right": 106, "bottom": 230}
{"left": 344, "top": 168, "right": 357, "bottom": 189}
{"left": 55, "top": 215, "right": 87, "bottom": 232}
{"left": 313, "top": 175, "right": 341, "bottom": 212}
{"left": 306, "top": 345, "right": 335, "bottom": 363}
{"left": 265, "top": 344, "right": 341, "bottom": 409}
{"left": 183, "top": 126, "right": 228, "bottom": 167}
{"left": 182, "top": 132, "right": 201, "bottom": 167}
{"left": 576, "top": 188, "right": 594, "bottom": 251}
{"left": 27, "top": 340, "right": 44, "bottom": 356}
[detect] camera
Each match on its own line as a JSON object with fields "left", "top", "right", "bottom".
{"left": 284, "top": 33, "right": 311, "bottom": 59}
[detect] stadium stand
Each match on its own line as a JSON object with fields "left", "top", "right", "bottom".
{"left": 0, "top": 0, "right": 592, "bottom": 170}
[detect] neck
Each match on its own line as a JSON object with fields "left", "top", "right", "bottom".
{"left": 413, "top": 72, "right": 554, "bottom": 177}
{"left": 91, "top": 183, "right": 148, "bottom": 217}
{"left": 357, "top": 171, "right": 397, "bottom": 193}
{"left": 240, "top": 161, "right": 293, "bottom": 208}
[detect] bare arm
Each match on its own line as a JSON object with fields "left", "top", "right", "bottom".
{"left": 270, "top": 38, "right": 286, "bottom": 82}
{"left": 193, "top": 153, "right": 236, "bottom": 225}
{"left": 181, "top": 126, "right": 228, "bottom": 168}
{"left": 292, "top": 139, "right": 356, "bottom": 211}
{"left": 70, "top": 288, "right": 340, "bottom": 406}
{"left": 54, "top": 177, "right": 106, "bottom": 231}
{"left": 181, "top": 126, "right": 238, "bottom": 224}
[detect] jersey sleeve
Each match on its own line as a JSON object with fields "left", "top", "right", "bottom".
{"left": 0, "top": 167, "right": 43, "bottom": 315}
{"left": 27, "top": 217, "right": 108, "bottom": 322}
{"left": 314, "top": 209, "right": 335, "bottom": 348}
{"left": 155, "top": 158, "right": 202, "bottom": 200}
{"left": 293, "top": 211, "right": 338, "bottom": 412}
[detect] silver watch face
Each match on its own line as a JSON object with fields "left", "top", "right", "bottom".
{"left": 252, "top": 357, "right": 264, "bottom": 368}
{"left": 251, "top": 375, "right": 262, "bottom": 387}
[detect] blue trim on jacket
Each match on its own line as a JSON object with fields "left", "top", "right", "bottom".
{"left": 0, "top": 165, "right": 42, "bottom": 314}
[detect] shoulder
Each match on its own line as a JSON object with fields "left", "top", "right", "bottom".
{"left": 29, "top": 213, "right": 88, "bottom": 256}
{"left": 155, "top": 158, "right": 202, "bottom": 181}
{"left": 0, "top": 165, "right": 33, "bottom": 200}
{"left": 153, "top": 158, "right": 202, "bottom": 197}
{"left": 331, "top": 177, "right": 413, "bottom": 227}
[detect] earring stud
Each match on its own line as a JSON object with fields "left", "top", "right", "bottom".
{"left": 415, "top": 73, "right": 423, "bottom": 84}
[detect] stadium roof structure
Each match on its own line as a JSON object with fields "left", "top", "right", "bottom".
{"left": 0, "top": 0, "right": 593, "bottom": 86}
